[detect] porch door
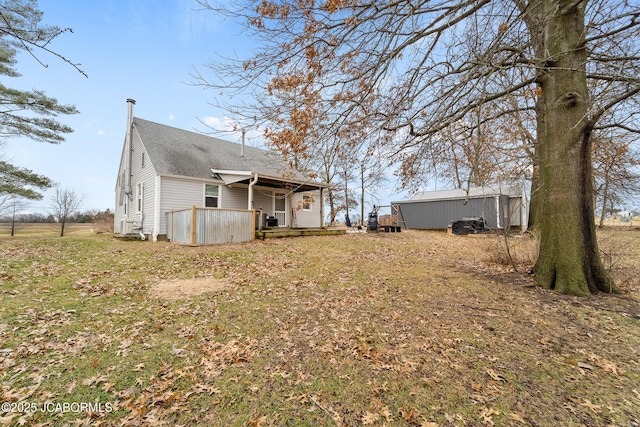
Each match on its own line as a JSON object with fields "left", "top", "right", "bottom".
{"left": 274, "top": 192, "right": 287, "bottom": 227}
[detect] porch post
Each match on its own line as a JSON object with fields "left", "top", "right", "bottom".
{"left": 319, "top": 186, "right": 324, "bottom": 228}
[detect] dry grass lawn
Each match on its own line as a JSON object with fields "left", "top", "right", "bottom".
{"left": 0, "top": 226, "right": 639, "bottom": 426}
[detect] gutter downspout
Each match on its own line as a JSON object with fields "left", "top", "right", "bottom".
{"left": 248, "top": 172, "right": 258, "bottom": 211}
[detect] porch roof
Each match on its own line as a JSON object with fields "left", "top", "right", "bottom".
{"left": 211, "top": 169, "right": 331, "bottom": 193}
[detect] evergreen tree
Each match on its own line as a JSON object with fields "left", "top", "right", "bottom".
{"left": 0, "top": 0, "right": 83, "bottom": 201}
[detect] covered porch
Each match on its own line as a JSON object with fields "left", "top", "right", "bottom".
{"left": 211, "top": 168, "right": 331, "bottom": 229}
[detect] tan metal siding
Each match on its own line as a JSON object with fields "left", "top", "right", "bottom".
{"left": 166, "top": 207, "right": 254, "bottom": 244}
{"left": 196, "top": 208, "right": 254, "bottom": 244}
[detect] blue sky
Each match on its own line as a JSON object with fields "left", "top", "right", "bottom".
{"left": 4, "top": 0, "right": 408, "bottom": 216}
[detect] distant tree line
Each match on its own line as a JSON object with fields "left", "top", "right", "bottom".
{"left": 0, "top": 208, "right": 113, "bottom": 224}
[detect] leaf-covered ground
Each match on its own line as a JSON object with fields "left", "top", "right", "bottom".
{"left": 1, "top": 228, "right": 639, "bottom": 426}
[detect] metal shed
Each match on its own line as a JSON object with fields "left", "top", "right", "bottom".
{"left": 392, "top": 184, "right": 528, "bottom": 231}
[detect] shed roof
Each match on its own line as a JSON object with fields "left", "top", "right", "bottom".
{"left": 395, "top": 184, "right": 525, "bottom": 204}
{"left": 133, "top": 118, "right": 327, "bottom": 191}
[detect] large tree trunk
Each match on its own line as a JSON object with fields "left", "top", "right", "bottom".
{"left": 531, "top": 0, "right": 617, "bottom": 295}
{"left": 327, "top": 189, "right": 337, "bottom": 224}
{"left": 528, "top": 108, "right": 542, "bottom": 230}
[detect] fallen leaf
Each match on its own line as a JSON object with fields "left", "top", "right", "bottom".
{"left": 581, "top": 399, "right": 602, "bottom": 413}
{"left": 480, "top": 406, "right": 500, "bottom": 425}
{"left": 362, "top": 411, "right": 379, "bottom": 425}
{"left": 577, "top": 362, "right": 595, "bottom": 370}
{"left": 170, "top": 348, "right": 185, "bottom": 357}
{"left": 597, "top": 359, "right": 621, "bottom": 376}
{"left": 509, "top": 412, "right": 526, "bottom": 423}
{"left": 380, "top": 406, "right": 393, "bottom": 422}
{"left": 118, "top": 338, "right": 133, "bottom": 349}
{"left": 400, "top": 407, "right": 421, "bottom": 423}
{"left": 486, "top": 368, "right": 506, "bottom": 382}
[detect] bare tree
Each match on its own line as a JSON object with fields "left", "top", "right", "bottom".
{"left": 593, "top": 131, "right": 640, "bottom": 227}
{"left": 49, "top": 187, "right": 84, "bottom": 237}
{"left": 0, "top": 194, "right": 27, "bottom": 236}
{"left": 195, "top": 0, "right": 640, "bottom": 295}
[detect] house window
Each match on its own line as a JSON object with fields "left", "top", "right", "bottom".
{"left": 205, "top": 184, "right": 219, "bottom": 207}
{"left": 141, "top": 152, "right": 145, "bottom": 168}
{"left": 136, "top": 183, "right": 143, "bottom": 213}
{"left": 302, "top": 194, "right": 313, "bottom": 211}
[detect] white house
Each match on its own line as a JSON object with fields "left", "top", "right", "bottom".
{"left": 114, "top": 99, "right": 330, "bottom": 242}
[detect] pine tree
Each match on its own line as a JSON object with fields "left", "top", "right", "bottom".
{"left": 0, "top": 0, "right": 83, "bottom": 201}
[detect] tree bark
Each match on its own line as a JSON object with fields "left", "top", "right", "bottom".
{"left": 528, "top": 110, "right": 542, "bottom": 231}
{"left": 531, "top": 0, "right": 618, "bottom": 295}
{"left": 327, "top": 189, "right": 337, "bottom": 225}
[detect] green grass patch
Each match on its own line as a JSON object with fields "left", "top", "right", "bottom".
{"left": 1, "top": 229, "right": 639, "bottom": 425}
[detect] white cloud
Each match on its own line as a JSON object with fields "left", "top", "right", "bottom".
{"left": 202, "top": 115, "right": 222, "bottom": 128}
{"left": 169, "top": 114, "right": 175, "bottom": 121}
{"left": 98, "top": 130, "right": 107, "bottom": 136}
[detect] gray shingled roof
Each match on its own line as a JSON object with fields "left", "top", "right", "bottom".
{"left": 133, "top": 118, "right": 323, "bottom": 189}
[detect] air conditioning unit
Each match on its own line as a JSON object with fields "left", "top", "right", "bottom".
{"left": 122, "top": 218, "right": 134, "bottom": 235}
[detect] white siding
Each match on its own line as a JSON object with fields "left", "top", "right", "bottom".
{"left": 114, "top": 130, "right": 156, "bottom": 236}
{"left": 292, "top": 190, "right": 322, "bottom": 228}
{"left": 158, "top": 177, "right": 206, "bottom": 235}
{"left": 113, "top": 142, "right": 127, "bottom": 234}
{"left": 222, "top": 186, "right": 249, "bottom": 210}
{"left": 253, "top": 188, "right": 273, "bottom": 215}
{"left": 133, "top": 131, "right": 157, "bottom": 236}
